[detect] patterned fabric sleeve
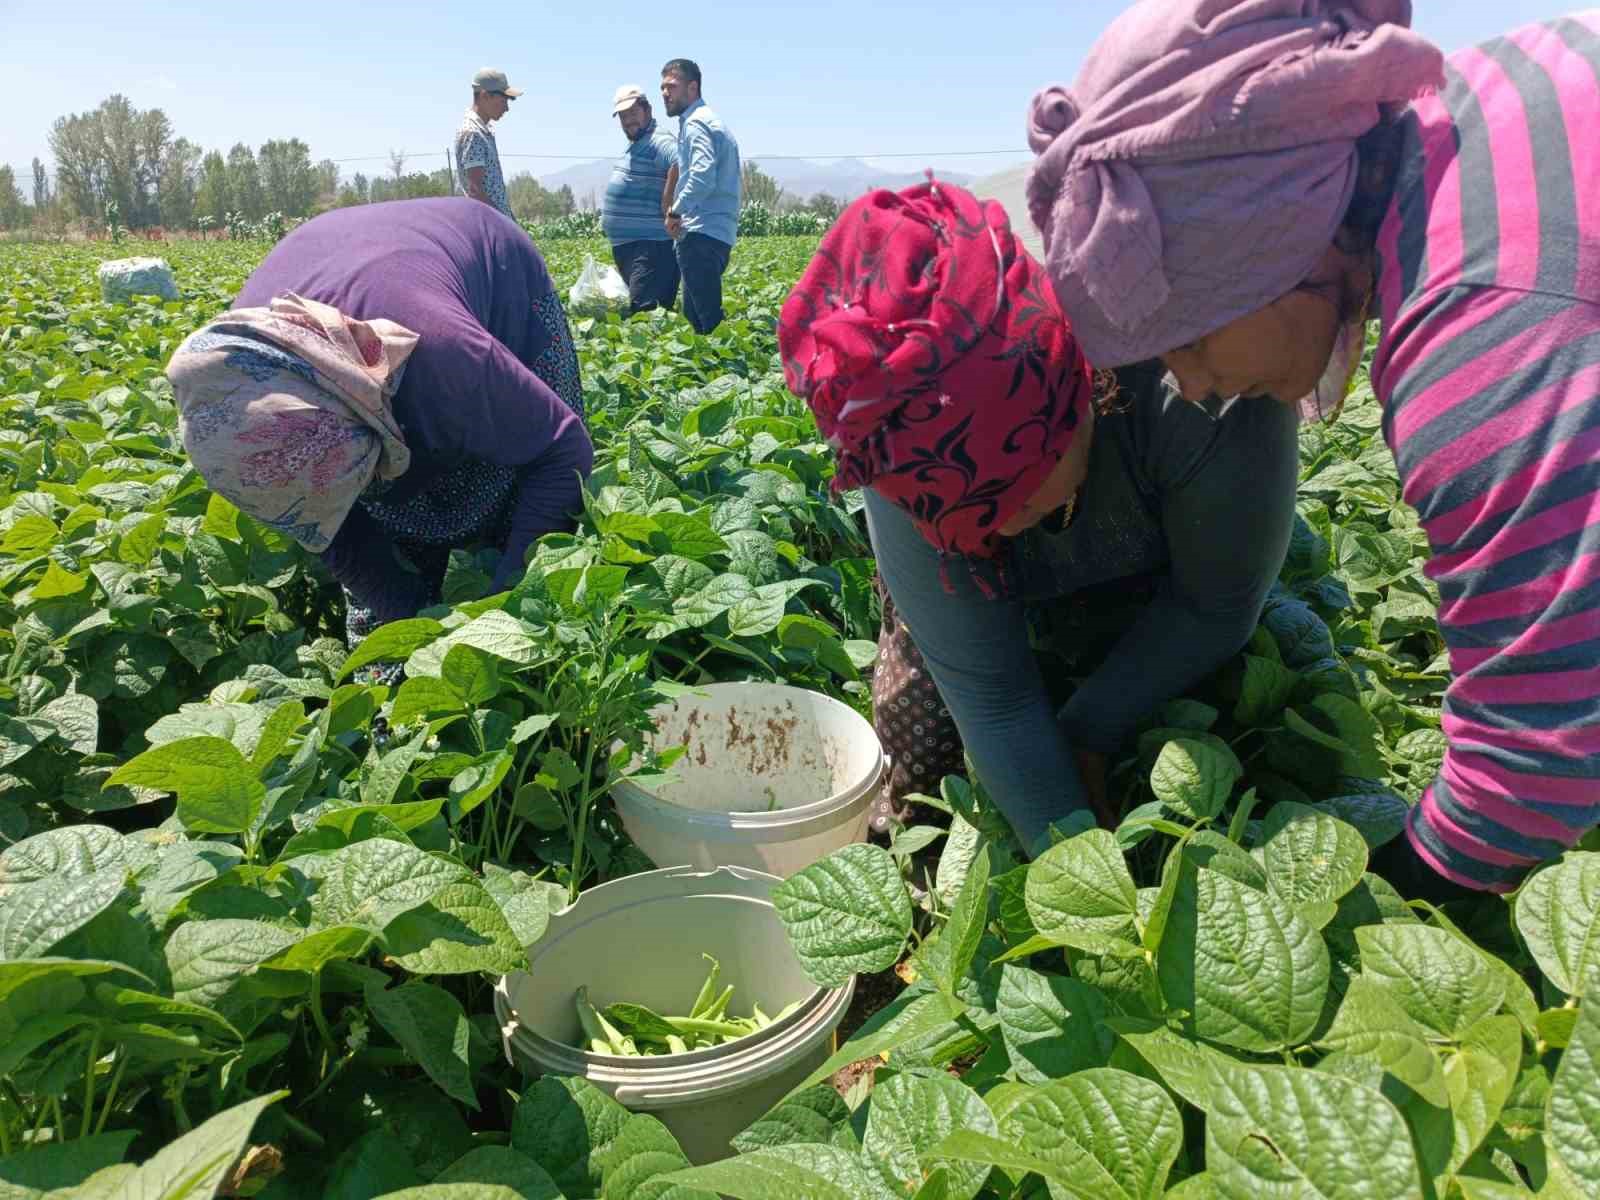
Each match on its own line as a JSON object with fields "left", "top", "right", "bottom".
{"left": 456, "top": 129, "right": 491, "bottom": 173}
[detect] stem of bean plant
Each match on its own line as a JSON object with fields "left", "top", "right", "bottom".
{"left": 569, "top": 733, "right": 601, "bottom": 904}
{"left": 94, "top": 1054, "right": 126, "bottom": 1135}
{"left": 309, "top": 969, "right": 337, "bottom": 1061}
{"left": 81, "top": 1028, "right": 101, "bottom": 1138}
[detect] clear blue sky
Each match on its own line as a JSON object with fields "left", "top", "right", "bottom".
{"left": 2, "top": 0, "right": 1585, "bottom": 192}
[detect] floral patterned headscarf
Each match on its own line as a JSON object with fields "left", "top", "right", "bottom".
{"left": 167, "top": 293, "right": 417, "bottom": 551}
{"left": 778, "top": 180, "right": 1093, "bottom": 560}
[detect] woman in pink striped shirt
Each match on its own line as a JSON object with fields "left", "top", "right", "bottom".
{"left": 1027, "top": 1, "right": 1600, "bottom": 896}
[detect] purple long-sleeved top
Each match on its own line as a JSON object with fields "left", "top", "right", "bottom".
{"left": 233, "top": 198, "right": 592, "bottom": 620}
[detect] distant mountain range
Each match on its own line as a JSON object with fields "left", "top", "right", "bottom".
{"left": 535, "top": 155, "right": 988, "bottom": 206}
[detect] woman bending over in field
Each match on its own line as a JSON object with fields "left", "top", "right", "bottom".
{"left": 1028, "top": 0, "right": 1600, "bottom": 895}
{"left": 166, "top": 198, "right": 591, "bottom": 667}
{"left": 778, "top": 180, "right": 1299, "bottom": 855}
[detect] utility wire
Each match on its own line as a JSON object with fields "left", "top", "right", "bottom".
{"left": 326, "top": 148, "right": 1026, "bottom": 164}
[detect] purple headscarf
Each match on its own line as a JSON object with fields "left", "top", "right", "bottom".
{"left": 1026, "top": 0, "right": 1444, "bottom": 368}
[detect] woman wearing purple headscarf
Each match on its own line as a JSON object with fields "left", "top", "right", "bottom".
{"left": 1028, "top": 1, "right": 1600, "bottom": 897}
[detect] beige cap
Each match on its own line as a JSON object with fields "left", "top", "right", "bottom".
{"left": 472, "top": 68, "right": 522, "bottom": 98}
{"left": 611, "top": 84, "right": 647, "bottom": 115}
{"left": 970, "top": 163, "right": 1044, "bottom": 262}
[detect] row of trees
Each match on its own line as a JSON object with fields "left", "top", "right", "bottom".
{"left": 1, "top": 96, "right": 349, "bottom": 233}
{"left": 1, "top": 95, "right": 593, "bottom": 235}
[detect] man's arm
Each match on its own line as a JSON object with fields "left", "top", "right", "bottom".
{"left": 662, "top": 164, "right": 679, "bottom": 218}
{"left": 457, "top": 131, "right": 494, "bottom": 207}
{"left": 669, "top": 121, "right": 717, "bottom": 226}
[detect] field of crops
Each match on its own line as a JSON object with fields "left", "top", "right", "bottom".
{"left": 0, "top": 233, "right": 1594, "bottom": 1199}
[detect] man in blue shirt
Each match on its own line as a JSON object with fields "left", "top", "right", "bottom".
{"left": 603, "top": 85, "right": 680, "bottom": 314}
{"left": 660, "top": 58, "right": 741, "bottom": 334}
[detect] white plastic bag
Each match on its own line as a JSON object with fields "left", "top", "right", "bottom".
{"left": 567, "top": 253, "right": 630, "bottom": 317}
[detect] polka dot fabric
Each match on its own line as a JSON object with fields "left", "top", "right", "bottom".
{"left": 870, "top": 586, "right": 966, "bottom": 832}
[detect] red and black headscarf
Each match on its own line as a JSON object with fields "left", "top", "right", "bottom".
{"left": 778, "top": 179, "right": 1092, "bottom": 560}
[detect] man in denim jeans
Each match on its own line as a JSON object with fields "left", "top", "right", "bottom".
{"left": 660, "top": 58, "right": 740, "bottom": 334}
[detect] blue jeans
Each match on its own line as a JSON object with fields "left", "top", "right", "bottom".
{"left": 675, "top": 232, "right": 732, "bottom": 334}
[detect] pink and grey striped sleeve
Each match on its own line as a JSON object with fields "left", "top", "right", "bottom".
{"left": 1372, "top": 13, "right": 1600, "bottom": 891}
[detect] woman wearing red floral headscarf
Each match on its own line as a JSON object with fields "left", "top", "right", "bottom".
{"left": 779, "top": 180, "right": 1300, "bottom": 854}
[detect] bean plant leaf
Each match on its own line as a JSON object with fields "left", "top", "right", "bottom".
{"left": 862, "top": 1072, "right": 997, "bottom": 1200}
{"left": 106, "top": 736, "right": 264, "bottom": 835}
{"left": 785, "top": 991, "right": 967, "bottom": 1097}
{"left": 1356, "top": 924, "right": 1505, "bottom": 1039}
{"left": 96, "top": 1091, "right": 286, "bottom": 1200}
{"left": 1514, "top": 852, "right": 1600, "bottom": 999}
{"left": 771, "top": 844, "right": 913, "bottom": 988}
{"left": 0, "top": 1132, "right": 137, "bottom": 1194}
{"left": 1150, "top": 738, "right": 1242, "bottom": 820}
{"left": 338, "top": 617, "right": 445, "bottom": 681}
{"left": 1439, "top": 1014, "right": 1522, "bottom": 1176}
{"left": 913, "top": 843, "right": 991, "bottom": 998}
{"left": 164, "top": 918, "right": 299, "bottom": 1010}
{"left": 511, "top": 1076, "right": 632, "bottom": 1197}
{"left": 382, "top": 880, "right": 524, "bottom": 975}
{"left": 1202, "top": 1060, "right": 1424, "bottom": 1199}
{"left": 731, "top": 1087, "right": 851, "bottom": 1154}
{"left": 306, "top": 839, "right": 472, "bottom": 931}
{"left": 1234, "top": 655, "right": 1299, "bottom": 726}
{"left": 36, "top": 691, "right": 98, "bottom": 755}
{"left": 365, "top": 979, "right": 477, "bottom": 1108}
{"left": 597, "top": 1113, "right": 718, "bottom": 1200}
{"left": 0, "top": 823, "right": 126, "bottom": 885}
{"left": 994, "top": 964, "right": 1111, "bottom": 1084}
{"left": 442, "top": 644, "right": 501, "bottom": 706}
{"left": 1258, "top": 802, "right": 1368, "bottom": 914}
{"left": 661, "top": 1143, "right": 899, "bottom": 1200}
{"left": 1545, "top": 997, "right": 1600, "bottom": 1188}
{"left": 1156, "top": 867, "right": 1329, "bottom": 1052}
{"left": 1025, "top": 830, "right": 1140, "bottom": 948}
{"left": 1108, "top": 1019, "right": 1240, "bottom": 1113}
{"left": 434, "top": 1147, "right": 563, "bottom": 1200}
{"left": 323, "top": 1130, "right": 423, "bottom": 1200}
{"left": 999, "top": 1068, "right": 1184, "bottom": 1200}
{"left": 1313, "top": 976, "right": 1449, "bottom": 1107}
{"left": 0, "top": 870, "right": 127, "bottom": 960}
{"left": 1315, "top": 791, "right": 1409, "bottom": 850}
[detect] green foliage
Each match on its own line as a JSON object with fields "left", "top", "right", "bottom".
{"left": 0, "top": 236, "right": 1589, "bottom": 1200}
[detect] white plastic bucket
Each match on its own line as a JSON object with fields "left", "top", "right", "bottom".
{"left": 495, "top": 865, "right": 853, "bottom": 1163}
{"left": 609, "top": 682, "right": 886, "bottom": 876}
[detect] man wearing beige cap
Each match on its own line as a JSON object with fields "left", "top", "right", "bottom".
{"left": 455, "top": 68, "right": 520, "bottom": 221}
{"left": 601, "top": 85, "right": 680, "bottom": 312}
